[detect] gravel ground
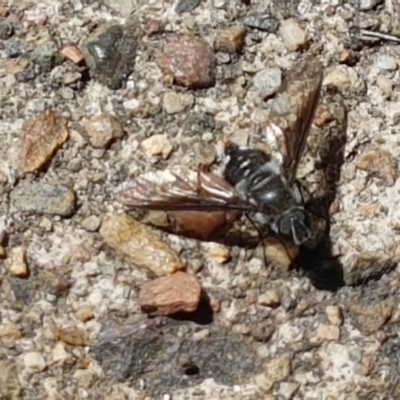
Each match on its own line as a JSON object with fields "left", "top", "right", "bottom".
{"left": 1, "top": 0, "right": 400, "bottom": 399}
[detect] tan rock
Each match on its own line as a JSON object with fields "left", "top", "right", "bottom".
{"left": 75, "top": 305, "right": 95, "bottom": 322}
{"left": 325, "top": 305, "right": 343, "bottom": 326}
{"left": 255, "top": 354, "right": 291, "bottom": 393}
{"left": 215, "top": 25, "right": 246, "bottom": 54}
{"left": 83, "top": 112, "right": 124, "bottom": 148}
{"left": 61, "top": 45, "right": 84, "bottom": 64}
{"left": 9, "top": 246, "right": 28, "bottom": 277}
{"left": 141, "top": 134, "right": 173, "bottom": 159}
{"left": 20, "top": 109, "right": 69, "bottom": 173}
{"left": 51, "top": 342, "right": 71, "bottom": 365}
{"left": 50, "top": 324, "right": 89, "bottom": 346}
{"left": 162, "top": 91, "right": 194, "bottom": 114}
{"left": 313, "top": 323, "right": 340, "bottom": 343}
{"left": 100, "top": 214, "right": 183, "bottom": 276}
{"left": 0, "top": 323, "right": 23, "bottom": 340}
{"left": 139, "top": 271, "right": 202, "bottom": 315}
{"left": 279, "top": 19, "right": 307, "bottom": 52}
{"left": 22, "top": 352, "right": 46, "bottom": 373}
{"left": 258, "top": 290, "right": 280, "bottom": 308}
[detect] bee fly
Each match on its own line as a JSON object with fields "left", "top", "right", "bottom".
{"left": 116, "top": 56, "right": 323, "bottom": 247}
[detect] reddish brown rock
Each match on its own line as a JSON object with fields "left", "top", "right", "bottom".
{"left": 215, "top": 25, "right": 246, "bottom": 54}
{"left": 139, "top": 271, "right": 202, "bottom": 316}
{"left": 20, "top": 109, "right": 69, "bottom": 173}
{"left": 169, "top": 210, "right": 240, "bottom": 241}
{"left": 157, "top": 35, "right": 216, "bottom": 89}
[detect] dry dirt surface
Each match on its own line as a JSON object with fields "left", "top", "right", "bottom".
{"left": 1, "top": 0, "right": 400, "bottom": 399}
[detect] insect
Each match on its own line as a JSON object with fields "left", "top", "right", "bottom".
{"left": 116, "top": 56, "right": 323, "bottom": 247}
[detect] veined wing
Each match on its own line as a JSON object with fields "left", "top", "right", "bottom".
{"left": 262, "top": 56, "right": 323, "bottom": 183}
{"left": 115, "top": 166, "right": 256, "bottom": 212}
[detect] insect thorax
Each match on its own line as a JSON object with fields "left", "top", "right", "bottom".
{"left": 223, "top": 143, "right": 301, "bottom": 215}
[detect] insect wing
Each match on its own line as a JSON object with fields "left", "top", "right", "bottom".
{"left": 115, "top": 167, "right": 255, "bottom": 212}
{"left": 263, "top": 56, "right": 323, "bottom": 183}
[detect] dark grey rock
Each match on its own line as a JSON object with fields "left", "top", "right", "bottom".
{"left": 83, "top": 23, "right": 137, "bottom": 90}
{"left": 244, "top": 14, "right": 279, "bottom": 33}
{"left": 175, "top": 0, "right": 202, "bottom": 14}
{"left": 0, "top": 17, "right": 14, "bottom": 40}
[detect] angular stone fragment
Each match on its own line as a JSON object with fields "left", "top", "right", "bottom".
{"left": 11, "top": 182, "right": 76, "bottom": 217}
{"left": 0, "top": 322, "right": 23, "bottom": 340}
{"left": 162, "top": 91, "right": 194, "bottom": 114}
{"left": 20, "top": 109, "right": 69, "bottom": 173}
{"left": 255, "top": 354, "right": 291, "bottom": 393}
{"left": 259, "top": 237, "right": 299, "bottom": 269}
{"left": 83, "top": 23, "right": 137, "bottom": 89}
{"left": 158, "top": 35, "right": 216, "bottom": 89}
{"left": 100, "top": 215, "right": 183, "bottom": 276}
{"left": 8, "top": 246, "right": 28, "bottom": 277}
{"left": 61, "top": 45, "right": 84, "bottom": 64}
{"left": 141, "top": 134, "right": 173, "bottom": 159}
{"left": 175, "top": 0, "right": 201, "bottom": 14}
{"left": 139, "top": 271, "right": 202, "bottom": 315}
{"left": 279, "top": 19, "right": 307, "bottom": 52}
{"left": 215, "top": 25, "right": 246, "bottom": 54}
{"left": 51, "top": 324, "right": 89, "bottom": 346}
{"left": 22, "top": 352, "right": 46, "bottom": 373}
{"left": 83, "top": 112, "right": 124, "bottom": 148}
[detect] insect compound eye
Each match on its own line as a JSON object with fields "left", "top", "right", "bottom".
{"left": 278, "top": 208, "right": 311, "bottom": 245}
{"left": 289, "top": 209, "right": 311, "bottom": 245}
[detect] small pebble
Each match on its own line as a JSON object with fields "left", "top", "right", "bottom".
{"left": 244, "top": 14, "right": 279, "bottom": 33}
{"left": 139, "top": 271, "right": 202, "bottom": 316}
{"left": 0, "top": 17, "right": 13, "bottom": 40}
{"left": 100, "top": 214, "right": 183, "bottom": 276}
{"left": 162, "top": 91, "right": 194, "bottom": 114}
{"left": 377, "top": 74, "right": 393, "bottom": 96}
{"left": 51, "top": 342, "right": 71, "bottom": 365}
{"left": 0, "top": 322, "right": 23, "bottom": 340}
{"left": 376, "top": 55, "right": 397, "bottom": 71}
{"left": 158, "top": 35, "right": 216, "bottom": 89}
{"left": 278, "top": 382, "right": 300, "bottom": 399}
{"left": 313, "top": 324, "right": 340, "bottom": 343}
{"left": 76, "top": 305, "right": 95, "bottom": 322}
{"left": 22, "top": 352, "right": 47, "bottom": 373}
{"left": 255, "top": 354, "right": 291, "bottom": 392}
{"left": 253, "top": 67, "right": 282, "bottom": 99}
{"left": 8, "top": 246, "right": 28, "bottom": 277}
{"left": 175, "top": 0, "right": 201, "bottom": 14}
{"left": 84, "top": 112, "right": 124, "bottom": 148}
{"left": 11, "top": 182, "right": 76, "bottom": 217}
{"left": 357, "top": 0, "right": 383, "bottom": 11}
{"left": 81, "top": 215, "right": 101, "bottom": 232}
{"left": 61, "top": 45, "right": 84, "bottom": 64}
{"left": 141, "top": 134, "right": 173, "bottom": 159}
{"left": 215, "top": 25, "right": 246, "bottom": 54}
{"left": 325, "top": 305, "right": 343, "bottom": 326}
{"left": 258, "top": 290, "right": 280, "bottom": 308}
{"left": 279, "top": 19, "right": 307, "bottom": 52}
{"left": 20, "top": 109, "right": 69, "bottom": 173}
